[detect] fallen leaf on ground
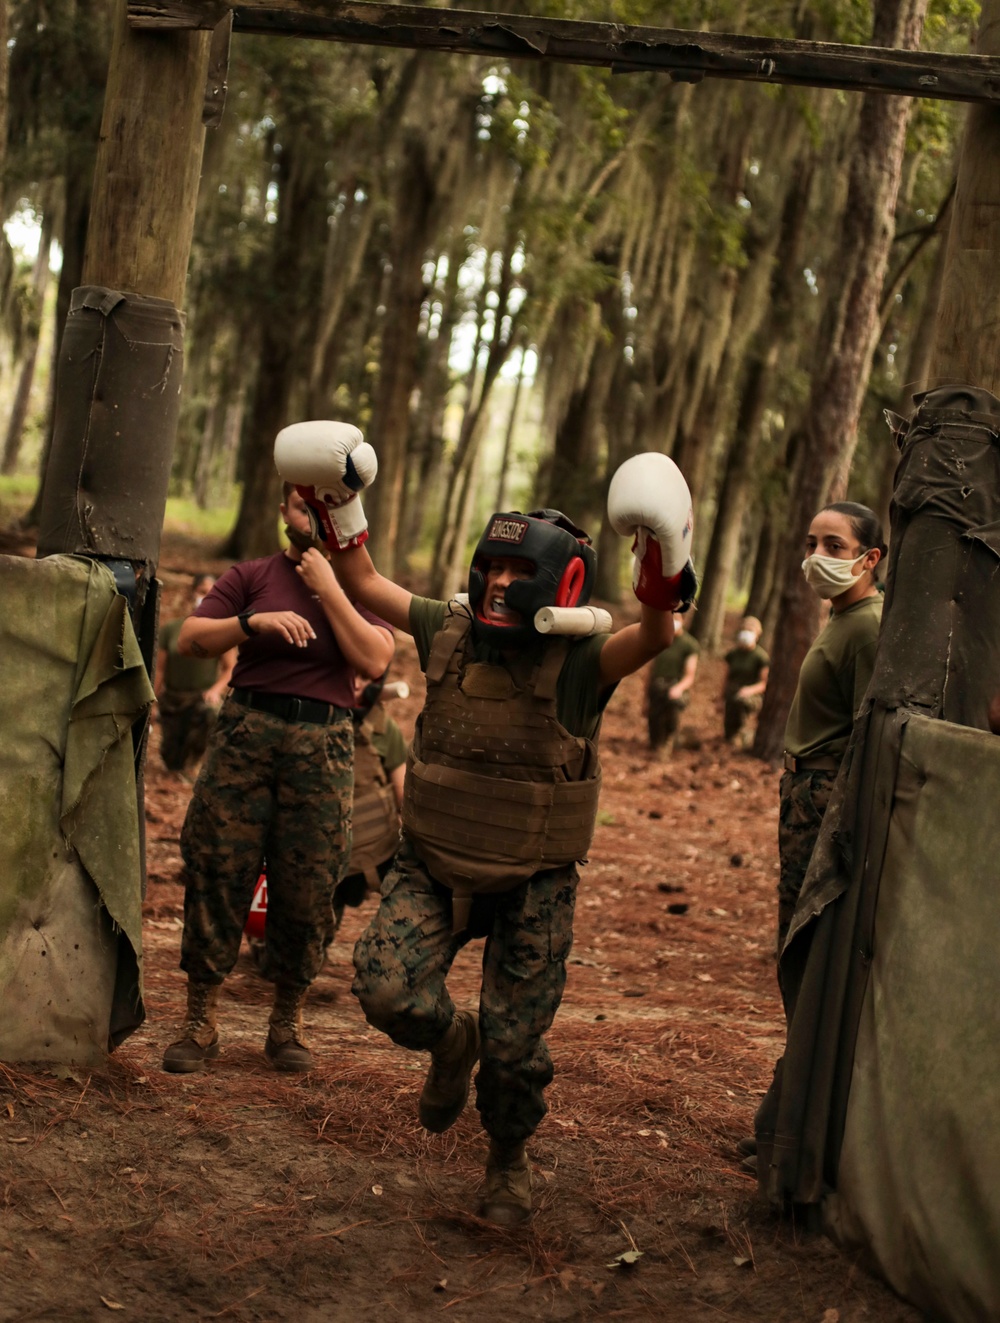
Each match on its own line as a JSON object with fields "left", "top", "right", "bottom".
{"left": 607, "top": 1250, "right": 644, "bottom": 1269}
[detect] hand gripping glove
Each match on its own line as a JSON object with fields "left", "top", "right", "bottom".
{"left": 607, "top": 452, "right": 697, "bottom": 612}
{"left": 273, "top": 420, "right": 378, "bottom": 550}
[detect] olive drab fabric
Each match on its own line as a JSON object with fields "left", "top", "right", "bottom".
{"left": 757, "top": 385, "right": 1000, "bottom": 1321}
{"left": 347, "top": 705, "right": 401, "bottom": 888}
{"left": 823, "top": 715, "right": 1000, "bottom": 1323}
{"left": 401, "top": 611, "right": 602, "bottom": 903}
{"left": 0, "top": 555, "right": 154, "bottom": 1063}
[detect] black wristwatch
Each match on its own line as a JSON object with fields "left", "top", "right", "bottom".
{"left": 237, "top": 610, "right": 257, "bottom": 637}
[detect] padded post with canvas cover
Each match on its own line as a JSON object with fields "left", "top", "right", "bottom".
{"left": 0, "top": 555, "right": 154, "bottom": 1064}
{"left": 755, "top": 385, "right": 1000, "bottom": 1320}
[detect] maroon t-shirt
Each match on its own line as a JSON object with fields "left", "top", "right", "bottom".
{"left": 194, "top": 551, "right": 390, "bottom": 708}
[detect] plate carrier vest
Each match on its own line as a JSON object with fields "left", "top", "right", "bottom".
{"left": 401, "top": 607, "right": 602, "bottom": 915}
{"left": 346, "top": 704, "right": 400, "bottom": 888}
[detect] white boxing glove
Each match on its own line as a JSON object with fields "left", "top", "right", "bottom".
{"left": 607, "top": 452, "right": 696, "bottom": 611}
{"left": 273, "top": 420, "right": 378, "bottom": 550}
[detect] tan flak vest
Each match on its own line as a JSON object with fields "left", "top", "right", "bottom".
{"left": 401, "top": 607, "right": 602, "bottom": 924}
{"left": 346, "top": 705, "right": 401, "bottom": 888}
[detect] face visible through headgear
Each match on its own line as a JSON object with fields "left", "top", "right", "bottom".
{"left": 479, "top": 558, "right": 535, "bottom": 628}
{"left": 467, "top": 510, "right": 597, "bottom": 649}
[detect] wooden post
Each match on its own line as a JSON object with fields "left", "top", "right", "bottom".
{"left": 8, "top": 1, "right": 215, "bottom": 1064}
{"left": 84, "top": 0, "right": 211, "bottom": 305}
{"left": 930, "top": 0, "right": 1000, "bottom": 391}
{"left": 37, "top": 0, "right": 212, "bottom": 568}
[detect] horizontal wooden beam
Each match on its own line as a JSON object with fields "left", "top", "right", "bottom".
{"left": 129, "top": 0, "right": 1000, "bottom": 103}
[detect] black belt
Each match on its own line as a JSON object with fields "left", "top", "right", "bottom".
{"left": 783, "top": 751, "right": 840, "bottom": 773}
{"left": 231, "top": 688, "right": 347, "bottom": 726}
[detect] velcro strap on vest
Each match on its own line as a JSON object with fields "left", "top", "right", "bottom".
{"left": 425, "top": 607, "right": 471, "bottom": 685}
{"left": 533, "top": 639, "right": 568, "bottom": 700}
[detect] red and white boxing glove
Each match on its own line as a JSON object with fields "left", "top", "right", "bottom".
{"left": 273, "top": 420, "right": 378, "bottom": 550}
{"left": 607, "top": 452, "right": 697, "bottom": 611}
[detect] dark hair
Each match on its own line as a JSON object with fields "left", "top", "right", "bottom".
{"left": 819, "top": 501, "right": 886, "bottom": 578}
{"left": 281, "top": 480, "right": 296, "bottom": 503}
{"left": 192, "top": 572, "right": 215, "bottom": 591}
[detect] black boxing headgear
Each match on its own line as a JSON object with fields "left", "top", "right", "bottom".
{"left": 467, "top": 509, "right": 597, "bottom": 647}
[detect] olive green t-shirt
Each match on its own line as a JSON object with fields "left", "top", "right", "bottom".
{"left": 783, "top": 595, "right": 883, "bottom": 761}
{"left": 371, "top": 712, "right": 408, "bottom": 774}
{"left": 723, "top": 644, "right": 769, "bottom": 698}
{"left": 159, "top": 618, "right": 220, "bottom": 694}
{"left": 408, "top": 596, "right": 611, "bottom": 740}
{"left": 650, "top": 632, "right": 700, "bottom": 686}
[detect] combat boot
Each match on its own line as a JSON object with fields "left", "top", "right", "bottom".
{"left": 162, "top": 980, "right": 221, "bottom": 1073}
{"left": 480, "top": 1140, "right": 532, "bottom": 1225}
{"left": 418, "top": 1011, "right": 480, "bottom": 1133}
{"left": 265, "top": 983, "right": 313, "bottom": 1072}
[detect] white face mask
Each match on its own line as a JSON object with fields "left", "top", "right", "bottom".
{"left": 801, "top": 550, "right": 870, "bottom": 600}
{"left": 736, "top": 629, "right": 757, "bottom": 647}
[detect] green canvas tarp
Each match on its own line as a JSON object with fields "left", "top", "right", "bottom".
{"left": 757, "top": 384, "right": 1000, "bottom": 1322}
{"left": 825, "top": 714, "right": 1000, "bottom": 1322}
{"left": 0, "top": 554, "right": 154, "bottom": 1064}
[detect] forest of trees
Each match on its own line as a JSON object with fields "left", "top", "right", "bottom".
{"left": 0, "top": 0, "right": 982, "bottom": 748}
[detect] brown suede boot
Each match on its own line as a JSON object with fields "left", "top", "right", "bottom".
{"left": 418, "top": 1011, "right": 480, "bottom": 1133}
{"left": 264, "top": 983, "right": 313, "bottom": 1072}
{"left": 480, "top": 1140, "right": 532, "bottom": 1226}
{"left": 162, "top": 980, "right": 221, "bottom": 1073}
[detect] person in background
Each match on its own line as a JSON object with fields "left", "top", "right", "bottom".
{"left": 645, "top": 607, "right": 699, "bottom": 757}
{"left": 741, "top": 501, "right": 885, "bottom": 1174}
{"left": 245, "top": 669, "right": 409, "bottom": 972}
{"left": 331, "top": 672, "right": 407, "bottom": 930}
{"left": 161, "top": 483, "right": 393, "bottom": 1076}
{"left": 778, "top": 501, "right": 885, "bottom": 996}
{"left": 155, "top": 574, "right": 236, "bottom": 775}
{"left": 721, "top": 615, "right": 769, "bottom": 749}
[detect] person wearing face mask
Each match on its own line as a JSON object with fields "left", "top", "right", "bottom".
{"left": 161, "top": 480, "right": 394, "bottom": 1077}
{"left": 721, "top": 616, "right": 769, "bottom": 749}
{"left": 155, "top": 573, "right": 237, "bottom": 774}
{"left": 645, "top": 607, "right": 700, "bottom": 757}
{"left": 778, "top": 501, "right": 885, "bottom": 963}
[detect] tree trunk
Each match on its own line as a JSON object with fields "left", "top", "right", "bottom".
{"left": 365, "top": 128, "right": 437, "bottom": 577}
{"left": 1, "top": 206, "right": 54, "bottom": 474}
{"left": 929, "top": 0, "right": 1000, "bottom": 391}
{"left": 22, "top": 151, "right": 95, "bottom": 529}
{"left": 223, "top": 127, "right": 330, "bottom": 560}
{"left": 875, "top": 205, "right": 951, "bottom": 530}
{"left": 753, "top": 0, "right": 929, "bottom": 763}
{"left": 693, "top": 155, "right": 816, "bottom": 652}
{"left": 495, "top": 347, "right": 526, "bottom": 511}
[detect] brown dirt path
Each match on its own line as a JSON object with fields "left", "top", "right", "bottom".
{"left": 0, "top": 541, "right": 919, "bottom": 1322}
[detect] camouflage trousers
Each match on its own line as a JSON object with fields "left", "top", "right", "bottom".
{"left": 724, "top": 693, "right": 762, "bottom": 742}
{"left": 777, "top": 769, "right": 837, "bottom": 956}
{"left": 647, "top": 679, "right": 689, "bottom": 749}
{"left": 159, "top": 689, "right": 216, "bottom": 772}
{"left": 180, "top": 699, "right": 353, "bottom": 988}
{"left": 352, "top": 833, "right": 577, "bottom": 1146}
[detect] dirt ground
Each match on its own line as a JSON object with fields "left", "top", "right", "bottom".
{"left": 0, "top": 533, "right": 921, "bottom": 1323}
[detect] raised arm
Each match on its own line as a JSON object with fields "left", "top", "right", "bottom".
{"left": 600, "top": 451, "right": 697, "bottom": 687}
{"left": 313, "top": 544, "right": 414, "bottom": 636}
{"left": 295, "top": 548, "right": 394, "bottom": 676}
{"left": 599, "top": 603, "right": 675, "bottom": 686}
